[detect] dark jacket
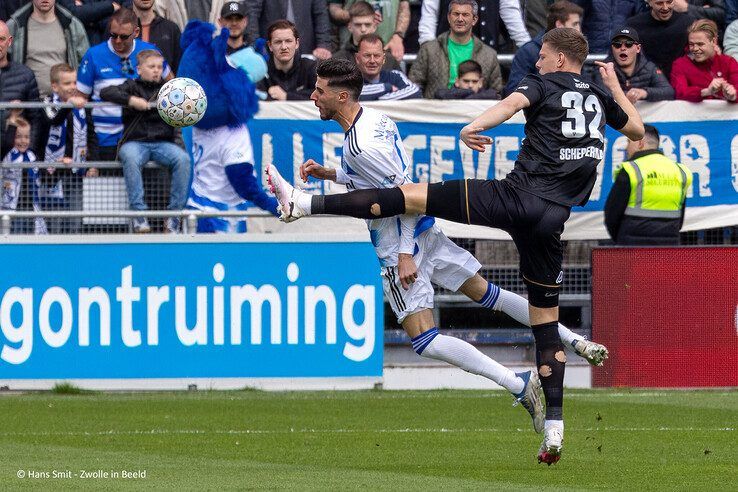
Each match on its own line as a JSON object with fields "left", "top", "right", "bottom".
{"left": 591, "top": 53, "right": 675, "bottom": 101}
{"left": 258, "top": 56, "right": 317, "bottom": 101}
{"left": 685, "top": 0, "right": 725, "bottom": 25}
{"left": 0, "top": 61, "right": 41, "bottom": 145}
{"left": 33, "top": 95, "right": 98, "bottom": 165}
{"left": 99, "top": 78, "right": 176, "bottom": 144}
{"left": 333, "top": 39, "right": 400, "bottom": 72}
{"left": 247, "top": 0, "right": 332, "bottom": 54}
{"left": 137, "top": 15, "right": 182, "bottom": 74}
{"left": 504, "top": 32, "right": 543, "bottom": 96}
{"left": 626, "top": 10, "right": 695, "bottom": 79}
{"left": 0, "top": 0, "right": 24, "bottom": 22}
{"left": 7, "top": 3, "right": 90, "bottom": 70}
{"left": 604, "top": 149, "right": 685, "bottom": 245}
{"left": 573, "top": 0, "right": 650, "bottom": 54}
{"left": 434, "top": 86, "right": 500, "bottom": 99}
{"left": 58, "top": 0, "right": 119, "bottom": 46}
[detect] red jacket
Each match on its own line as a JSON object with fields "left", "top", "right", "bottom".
{"left": 670, "top": 53, "right": 738, "bottom": 102}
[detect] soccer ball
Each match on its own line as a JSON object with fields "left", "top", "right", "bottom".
{"left": 157, "top": 77, "right": 207, "bottom": 128}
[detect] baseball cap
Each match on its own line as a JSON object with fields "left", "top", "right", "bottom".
{"left": 611, "top": 27, "right": 640, "bottom": 44}
{"left": 221, "top": 1, "right": 248, "bottom": 18}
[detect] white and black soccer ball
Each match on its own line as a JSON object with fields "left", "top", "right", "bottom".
{"left": 157, "top": 77, "right": 207, "bottom": 128}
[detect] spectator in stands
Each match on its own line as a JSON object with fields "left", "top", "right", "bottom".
{"left": 410, "top": 0, "right": 502, "bottom": 99}
{"left": 332, "top": 1, "right": 400, "bottom": 71}
{"left": 246, "top": 0, "right": 333, "bottom": 60}
{"left": 571, "top": 0, "right": 649, "bottom": 54}
{"left": 418, "top": 0, "right": 531, "bottom": 51}
{"left": 6, "top": 0, "right": 89, "bottom": 98}
{"left": 257, "top": 20, "right": 317, "bottom": 100}
{"left": 671, "top": 18, "right": 738, "bottom": 101}
{"left": 355, "top": 33, "right": 421, "bottom": 100}
{"left": 591, "top": 27, "right": 674, "bottom": 102}
{"left": 728, "top": 0, "right": 737, "bottom": 23}
{"left": 133, "top": 0, "right": 182, "bottom": 74}
{"left": 726, "top": 19, "right": 738, "bottom": 59}
{"left": 99, "top": 50, "right": 190, "bottom": 233}
{"left": 673, "top": 0, "right": 725, "bottom": 27}
{"left": 150, "top": 0, "right": 188, "bottom": 31}
{"left": 34, "top": 63, "right": 98, "bottom": 234}
{"left": 434, "top": 59, "right": 500, "bottom": 99}
{"left": 605, "top": 124, "right": 692, "bottom": 245}
{"left": 219, "top": 1, "right": 251, "bottom": 54}
{"left": 329, "top": 0, "right": 409, "bottom": 61}
{"left": 1, "top": 117, "right": 34, "bottom": 220}
{"left": 0, "top": 20, "right": 41, "bottom": 147}
{"left": 504, "top": 0, "right": 582, "bottom": 96}
{"left": 76, "top": 7, "right": 171, "bottom": 162}
{"left": 626, "top": 0, "right": 696, "bottom": 79}
{"left": 59, "top": 1, "right": 122, "bottom": 46}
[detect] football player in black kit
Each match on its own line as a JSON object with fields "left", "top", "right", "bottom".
{"left": 266, "top": 27, "right": 644, "bottom": 464}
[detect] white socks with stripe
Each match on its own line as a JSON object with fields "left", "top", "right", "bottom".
{"left": 412, "top": 328, "right": 525, "bottom": 394}
{"left": 476, "top": 283, "right": 584, "bottom": 349}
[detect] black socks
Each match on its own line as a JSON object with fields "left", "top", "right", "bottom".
{"left": 532, "top": 321, "right": 566, "bottom": 420}
{"left": 311, "top": 187, "right": 406, "bottom": 219}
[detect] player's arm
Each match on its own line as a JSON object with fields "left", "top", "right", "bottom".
{"left": 301, "top": 159, "right": 339, "bottom": 182}
{"left": 595, "top": 61, "right": 645, "bottom": 141}
{"left": 460, "top": 92, "right": 530, "bottom": 152}
{"left": 397, "top": 213, "right": 420, "bottom": 289}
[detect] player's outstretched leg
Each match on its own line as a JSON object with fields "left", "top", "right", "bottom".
{"left": 407, "top": 316, "right": 544, "bottom": 433}
{"left": 459, "top": 275, "right": 609, "bottom": 366}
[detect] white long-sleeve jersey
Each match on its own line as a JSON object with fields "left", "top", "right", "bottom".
{"left": 335, "top": 107, "right": 434, "bottom": 267}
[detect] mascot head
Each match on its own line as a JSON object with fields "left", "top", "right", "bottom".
{"left": 178, "top": 20, "right": 266, "bottom": 129}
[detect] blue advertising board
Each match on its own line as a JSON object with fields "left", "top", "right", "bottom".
{"left": 0, "top": 240, "right": 383, "bottom": 379}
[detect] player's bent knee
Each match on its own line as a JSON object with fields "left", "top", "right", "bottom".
{"left": 526, "top": 281, "right": 560, "bottom": 308}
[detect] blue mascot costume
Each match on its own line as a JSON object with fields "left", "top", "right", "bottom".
{"left": 178, "top": 20, "right": 278, "bottom": 233}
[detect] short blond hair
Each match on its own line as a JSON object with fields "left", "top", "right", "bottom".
{"left": 50, "top": 63, "right": 74, "bottom": 84}
{"left": 136, "top": 49, "right": 164, "bottom": 65}
{"left": 688, "top": 18, "right": 718, "bottom": 42}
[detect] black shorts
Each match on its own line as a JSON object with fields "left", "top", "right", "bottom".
{"left": 426, "top": 179, "right": 571, "bottom": 288}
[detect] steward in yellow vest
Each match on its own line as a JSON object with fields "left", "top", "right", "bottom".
{"left": 604, "top": 125, "right": 692, "bottom": 245}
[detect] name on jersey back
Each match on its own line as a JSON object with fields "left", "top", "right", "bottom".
{"left": 559, "top": 146, "right": 604, "bottom": 161}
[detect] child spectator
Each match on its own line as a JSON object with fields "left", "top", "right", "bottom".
{"left": 99, "top": 49, "right": 191, "bottom": 233}
{"left": 671, "top": 18, "right": 738, "bottom": 101}
{"left": 434, "top": 59, "right": 500, "bottom": 99}
{"left": 34, "top": 63, "right": 99, "bottom": 234}
{"left": 1, "top": 117, "right": 44, "bottom": 233}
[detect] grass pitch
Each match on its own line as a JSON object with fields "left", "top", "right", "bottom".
{"left": 0, "top": 389, "right": 735, "bottom": 490}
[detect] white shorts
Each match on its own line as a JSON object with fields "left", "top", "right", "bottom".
{"left": 381, "top": 225, "right": 481, "bottom": 323}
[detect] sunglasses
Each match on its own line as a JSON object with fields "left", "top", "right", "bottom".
{"left": 121, "top": 57, "right": 134, "bottom": 75}
{"left": 611, "top": 40, "right": 637, "bottom": 48}
{"left": 110, "top": 32, "right": 133, "bottom": 40}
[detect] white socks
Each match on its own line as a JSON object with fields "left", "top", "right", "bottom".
{"left": 416, "top": 329, "right": 525, "bottom": 395}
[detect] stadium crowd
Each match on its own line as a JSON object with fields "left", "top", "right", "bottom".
{"left": 0, "top": 0, "right": 737, "bottom": 233}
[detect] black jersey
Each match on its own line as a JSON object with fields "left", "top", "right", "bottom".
{"left": 508, "top": 72, "right": 629, "bottom": 206}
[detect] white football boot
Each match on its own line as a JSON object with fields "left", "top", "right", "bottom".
{"left": 265, "top": 164, "right": 308, "bottom": 223}
{"left": 512, "top": 370, "right": 545, "bottom": 434}
{"left": 573, "top": 339, "right": 609, "bottom": 367}
{"left": 537, "top": 422, "right": 564, "bottom": 465}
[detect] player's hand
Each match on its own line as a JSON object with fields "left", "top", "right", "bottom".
{"left": 397, "top": 253, "right": 418, "bottom": 290}
{"left": 595, "top": 61, "right": 620, "bottom": 92}
{"left": 300, "top": 159, "right": 335, "bottom": 182}
{"left": 460, "top": 124, "right": 492, "bottom": 152}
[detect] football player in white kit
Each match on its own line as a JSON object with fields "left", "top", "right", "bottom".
{"left": 267, "top": 59, "right": 608, "bottom": 433}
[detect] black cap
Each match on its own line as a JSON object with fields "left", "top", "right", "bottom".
{"left": 221, "top": 1, "right": 248, "bottom": 18}
{"left": 611, "top": 27, "right": 640, "bottom": 44}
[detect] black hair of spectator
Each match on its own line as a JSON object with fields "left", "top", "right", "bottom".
{"left": 457, "top": 60, "right": 482, "bottom": 77}
{"left": 546, "top": 1, "right": 584, "bottom": 32}
{"left": 316, "top": 58, "right": 364, "bottom": 101}
{"left": 357, "top": 33, "right": 384, "bottom": 50}
{"left": 109, "top": 6, "right": 138, "bottom": 29}
{"left": 50, "top": 63, "right": 74, "bottom": 84}
{"left": 643, "top": 124, "right": 660, "bottom": 146}
{"left": 267, "top": 19, "right": 300, "bottom": 41}
{"left": 349, "top": 1, "right": 375, "bottom": 19}
{"left": 448, "top": 0, "right": 478, "bottom": 16}
{"left": 542, "top": 27, "right": 588, "bottom": 65}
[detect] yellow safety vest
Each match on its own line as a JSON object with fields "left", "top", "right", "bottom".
{"left": 620, "top": 153, "right": 693, "bottom": 219}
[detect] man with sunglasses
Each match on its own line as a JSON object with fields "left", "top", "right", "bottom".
{"left": 76, "top": 6, "right": 171, "bottom": 162}
{"left": 591, "top": 27, "right": 674, "bottom": 103}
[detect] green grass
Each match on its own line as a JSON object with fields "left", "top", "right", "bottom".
{"left": 0, "top": 389, "right": 736, "bottom": 490}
